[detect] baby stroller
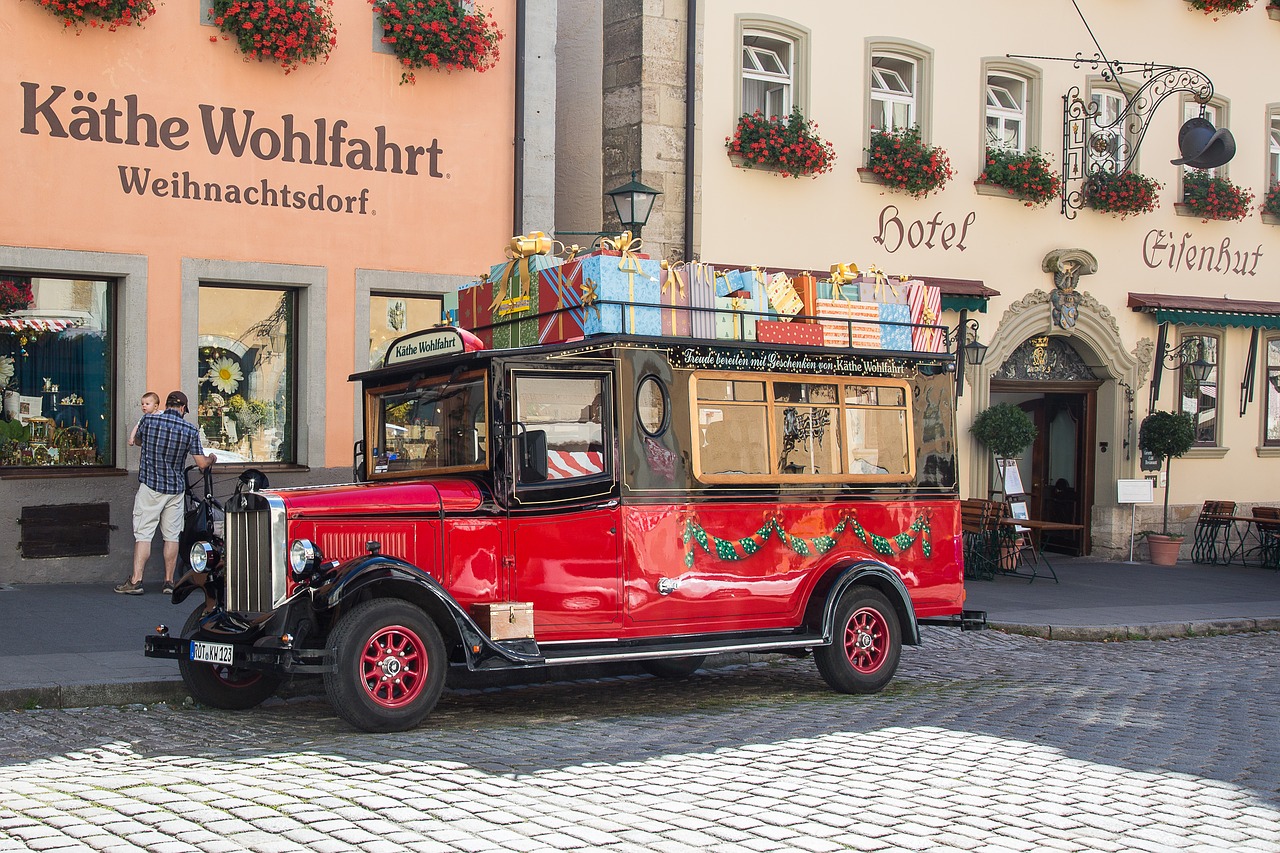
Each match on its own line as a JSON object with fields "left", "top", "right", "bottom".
{"left": 177, "top": 465, "right": 269, "bottom": 575}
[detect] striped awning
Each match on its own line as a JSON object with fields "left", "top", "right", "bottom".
{"left": 1128, "top": 293, "right": 1280, "bottom": 329}
{"left": 0, "top": 317, "right": 83, "bottom": 332}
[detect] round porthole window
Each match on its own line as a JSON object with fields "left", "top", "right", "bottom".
{"left": 636, "top": 375, "right": 669, "bottom": 437}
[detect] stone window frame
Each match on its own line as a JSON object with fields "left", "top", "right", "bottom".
{"left": 1084, "top": 76, "right": 1143, "bottom": 174}
{"left": 1262, "top": 334, "right": 1280, "bottom": 450}
{"left": 182, "top": 259, "right": 326, "bottom": 470}
{"left": 0, "top": 244, "right": 146, "bottom": 476}
{"left": 864, "top": 38, "right": 935, "bottom": 151}
{"left": 1266, "top": 103, "right": 1280, "bottom": 191}
{"left": 1177, "top": 327, "right": 1222, "bottom": 450}
{"left": 980, "top": 57, "right": 1042, "bottom": 159}
{"left": 733, "top": 15, "right": 811, "bottom": 121}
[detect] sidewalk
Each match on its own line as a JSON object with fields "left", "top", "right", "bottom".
{"left": 2, "top": 556, "right": 1278, "bottom": 711}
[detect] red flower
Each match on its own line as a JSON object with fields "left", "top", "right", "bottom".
{"left": 725, "top": 108, "right": 836, "bottom": 178}
{"left": 34, "top": 0, "right": 155, "bottom": 31}
{"left": 371, "top": 0, "right": 502, "bottom": 83}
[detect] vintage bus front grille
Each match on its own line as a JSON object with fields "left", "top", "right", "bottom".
{"left": 223, "top": 493, "right": 286, "bottom": 613}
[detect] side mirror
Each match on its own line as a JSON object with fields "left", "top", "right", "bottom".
{"left": 353, "top": 439, "right": 366, "bottom": 482}
{"left": 519, "top": 429, "right": 548, "bottom": 482}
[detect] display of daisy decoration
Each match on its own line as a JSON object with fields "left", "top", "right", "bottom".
{"left": 206, "top": 357, "right": 244, "bottom": 394}
{"left": 0, "top": 355, "right": 15, "bottom": 390}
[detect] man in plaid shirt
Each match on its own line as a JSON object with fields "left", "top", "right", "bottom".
{"left": 115, "top": 391, "right": 217, "bottom": 595}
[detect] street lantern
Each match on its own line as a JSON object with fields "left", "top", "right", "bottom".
{"left": 605, "top": 172, "right": 661, "bottom": 236}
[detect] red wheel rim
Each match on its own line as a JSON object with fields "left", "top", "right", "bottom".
{"left": 359, "top": 624, "right": 426, "bottom": 708}
{"left": 209, "top": 665, "right": 263, "bottom": 689}
{"left": 843, "top": 607, "right": 889, "bottom": 673}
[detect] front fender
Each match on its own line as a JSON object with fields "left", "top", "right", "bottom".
{"left": 316, "top": 554, "right": 544, "bottom": 668}
{"left": 823, "top": 561, "right": 920, "bottom": 646}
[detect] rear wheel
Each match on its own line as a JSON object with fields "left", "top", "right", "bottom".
{"left": 177, "top": 605, "right": 282, "bottom": 710}
{"left": 640, "top": 655, "right": 706, "bottom": 679}
{"left": 814, "top": 586, "right": 901, "bottom": 694}
{"left": 323, "top": 599, "right": 447, "bottom": 733}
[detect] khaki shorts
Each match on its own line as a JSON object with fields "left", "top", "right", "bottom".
{"left": 133, "top": 483, "right": 185, "bottom": 543}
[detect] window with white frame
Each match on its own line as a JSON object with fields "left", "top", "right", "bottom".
{"left": 1178, "top": 332, "right": 1219, "bottom": 447}
{"left": 871, "top": 53, "right": 916, "bottom": 131}
{"left": 1269, "top": 110, "right": 1280, "bottom": 190}
{"left": 742, "top": 30, "right": 794, "bottom": 117}
{"left": 1090, "top": 88, "right": 1128, "bottom": 172}
{"left": 986, "top": 73, "right": 1027, "bottom": 152}
{"left": 1266, "top": 337, "right": 1280, "bottom": 447}
{"left": 1183, "top": 100, "right": 1226, "bottom": 178}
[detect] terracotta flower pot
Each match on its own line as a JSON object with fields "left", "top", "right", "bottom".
{"left": 1146, "top": 533, "right": 1183, "bottom": 566}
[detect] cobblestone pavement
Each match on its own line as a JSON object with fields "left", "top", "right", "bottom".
{"left": 0, "top": 628, "right": 1277, "bottom": 853}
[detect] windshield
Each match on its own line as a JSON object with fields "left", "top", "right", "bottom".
{"left": 369, "top": 373, "right": 488, "bottom": 476}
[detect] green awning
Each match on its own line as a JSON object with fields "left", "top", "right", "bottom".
{"left": 942, "top": 296, "right": 987, "bottom": 313}
{"left": 1150, "top": 308, "right": 1280, "bottom": 329}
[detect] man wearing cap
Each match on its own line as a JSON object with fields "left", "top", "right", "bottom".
{"left": 115, "top": 391, "right": 217, "bottom": 596}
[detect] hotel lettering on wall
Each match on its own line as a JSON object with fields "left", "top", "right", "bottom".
{"left": 1142, "top": 229, "right": 1263, "bottom": 276}
{"left": 17, "top": 82, "right": 446, "bottom": 218}
{"left": 872, "top": 205, "right": 978, "bottom": 254}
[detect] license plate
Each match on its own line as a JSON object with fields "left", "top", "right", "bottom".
{"left": 190, "top": 641, "right": 235, "bottom": 665}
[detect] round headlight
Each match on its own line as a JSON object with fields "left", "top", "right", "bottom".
{"left": 189, "top": 541, "right": 215, "bottom": 573}
{"left": 289, "top": 538, "right": 321, "bottom": 580}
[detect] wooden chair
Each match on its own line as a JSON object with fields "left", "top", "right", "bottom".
{"left": 961, "top": 498, "right": 1000, "bottom": 581}
{"left": 1249, "top": 506, "right": 1280, "bottom": 570}
{"left": 1191, "top": 500, "right": 1236, "bottom": 564}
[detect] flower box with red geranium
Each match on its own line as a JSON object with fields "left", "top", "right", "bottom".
{"left": 34, "top": 0, "right": 155, "bottom": 31}
{"left": 1262, "top": 184, "right": 1280, "bottom": 225}
{"left": 1084, "top": 169, "right": 1163, "bottom": 219}
{"left": 0, "top": 279, "right": 34, "bottom": 316}
{"left": 725, "top": 108, "right": 836, "bottom": 179}
{"left": 864, "top": 126, "right": 953, "bottom": 199}
{"left": 1178, "top": 169, "right": 1255, "bottom": 222}
{"left": 977, "top": 147, "right": 1061, "bottom": 207}
{"left": 1186, "top": 0, "right": 1253, "bottom": 17}
{"left": 209, "top": 0, "right": 337, "bottom": 74}
{"left": 370, "top": 0, "right": 503, "bottom": 85}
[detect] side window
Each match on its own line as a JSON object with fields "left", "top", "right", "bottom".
{"left": 0, "top": 274, "right": 115, "bottom": 469}
{"left": 742, "top": 30, "right": 793, "bottom": 117}
{"left": 985, "top": 73, "right": 1027, "bottom": 152}
{"left": 515, "top": 374, "right": 608, "bottom": 482}
{"left": 1266, "top": 338, "right": 1280, "bottom": 447}
{"left": 871, "top": 53, "right": 916, "bottom": 131}
{"left": 197, "top": 285, "right": 296, "bottom": 464}
{"left": 1179, "top": 333, "right": 1219, "bottom": 447}
{"left": 693, "top": 373, "right": 914, "bottom": 483}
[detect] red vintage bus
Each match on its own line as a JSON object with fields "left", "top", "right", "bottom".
{"left": 147, "top": 317, "right": 983, "bottom": 732}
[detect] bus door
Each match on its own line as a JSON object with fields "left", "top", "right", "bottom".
{"left": 505, "top": 361, "right": 623, "bottom": 632}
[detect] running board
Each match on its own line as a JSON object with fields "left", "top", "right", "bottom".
{"left": 486, "top": 633, "right": 829, "bottom": 669}
{"left": 918, "top": 610, "right": 987, "bottom": 631}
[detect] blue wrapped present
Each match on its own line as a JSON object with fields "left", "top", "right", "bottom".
{"left": 574, "top": 250, "right": 662, "bottom": 336}
{"left": 878, "top": 302, "right": 912, "bottom": 351}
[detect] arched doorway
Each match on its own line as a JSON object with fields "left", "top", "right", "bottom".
{"left": 989, "top": 336, "right": 1100, "bottom": 556}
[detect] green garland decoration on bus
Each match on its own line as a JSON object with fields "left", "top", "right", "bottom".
{"left": 681, "top": 510, "right": 931, "bottom": 567}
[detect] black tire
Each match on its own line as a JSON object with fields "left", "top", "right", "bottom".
{"left": 640, "top": 655, "right": 707, "bottom": 679}
{"left": 177, "top": 605, "right": 282, "bottom": 710}
{"left": 323, "top": 599, "right": 447, "bottom": 733}
{"left": 814, "top": 586, "right": 901, "bottom": 695}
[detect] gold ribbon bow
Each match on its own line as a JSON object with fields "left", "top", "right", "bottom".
{"left": 660, "top": 260, "right": 686, "bottom": 298}
{"left": 868, "top": 264, "right": 898, "bottom": 301}
{"left": 728, "top": 295, "right": 745, "bottom": 339}
{"left": 491, "top": 231, "right": 553, "bottom": 313}
{"left": 580, "top": 278, "right": 601, "bottom": 320}
{"left": 828, "top": 262, "right": 860, "bottom": 284}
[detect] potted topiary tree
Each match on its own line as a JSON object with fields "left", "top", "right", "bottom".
{"left": 1138, "top": 410, "right": 1197, "bottom": 565}
{"left": 969, "top": 403, "right": 1037, "bottom": 501}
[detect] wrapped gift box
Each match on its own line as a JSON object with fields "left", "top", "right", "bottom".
{"left": 714, "top": 293, "right": 758, "bottom": 341}
{"left": 537, "top": 263, "right": 592, "bottom": 344}
{"left": 906, "top": 281, "right": 945, "bottom": 353}
{"left": 659, "top": 262, "right": 693, "bottom": 337}
{"left": 682, "top": 262, "right": 718, "bottom": 339}
{"left": 766, "top": 272, "right": 804, "bottom": 320}
{"left": 573, "top": 250, "right": 662, "bottom": 336}
{"left": 879, "top": 302, "right": 912, "bottom": 351}
{"left": 857, "top": 273, "right": 909, "bottom": 304}
{"left": 814, "top": 297, "right": 854, "bottom": 347}
{"left": 847, "top": 301, "right": 883, "bottom": 349}
{"left": 817, "top": 280, "right": 861, "bottom": 302}
{"left": 456, "top": 278, "right": 540, "bottom": 349}
{"left": 757, "top": 320, "right": 824, "bottom": 346}
{"left": 791, "top": 273, "right": 818, "bottom": 322}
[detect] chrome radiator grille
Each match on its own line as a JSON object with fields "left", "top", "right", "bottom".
{"left": 224, "top": 495, "right": 280, "bottom": 613}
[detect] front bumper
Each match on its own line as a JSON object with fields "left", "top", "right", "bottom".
{"left": 144, "top": 634, "right": 330, "bottom": 674}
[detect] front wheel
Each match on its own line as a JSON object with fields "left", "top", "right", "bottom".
{"left": 323, "top": 599, "right": 447, "bottom": 733}
{"left": 814, "top": 586, "right": 901, "bottom": 695}
{"left": 177, "top": 605, "right": 282, "bottom": 710}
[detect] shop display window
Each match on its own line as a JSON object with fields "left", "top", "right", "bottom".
{"left": 197, "top": 285, "right": 296, "bottom": 465}
{"left": 369, "top": 293, "right": 442, "bottom": 366}
{"left": 0, "top": 274, "right": 114, "bottom": 470}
